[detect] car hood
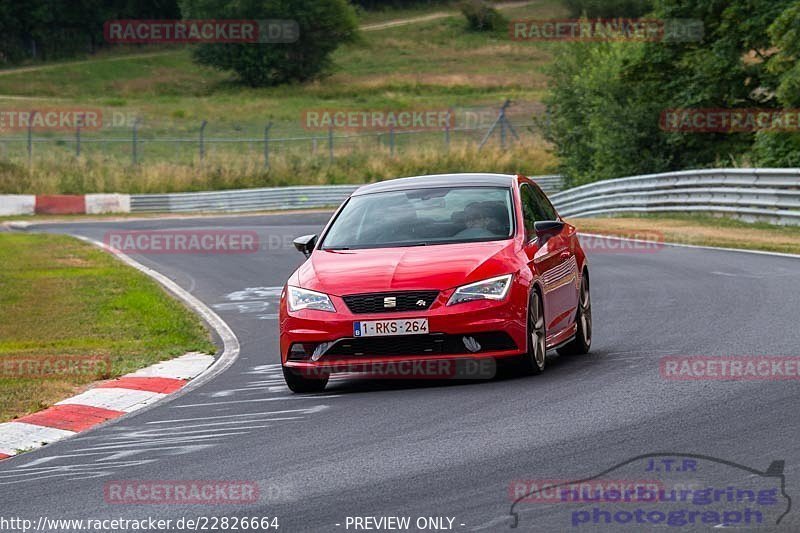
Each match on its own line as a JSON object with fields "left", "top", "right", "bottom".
{"left": 294, "top": 240, "right": 518, "bottom": 295}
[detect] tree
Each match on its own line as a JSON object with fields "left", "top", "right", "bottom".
{"left": 459, "top": 0, "right": 507, "bottom": 33}
{"left": 0, "top": 0, "right": 181, "bottom": 65}
{"left": 752, "top": 3, "right": 800, "bottom": 166}
{"left": 544, "top": 0, "right": 799, "bottom": 185}
{"left": 181, "top": 0, "right": 359, "bottom": 87}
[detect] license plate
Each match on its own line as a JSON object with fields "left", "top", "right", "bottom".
{"left": 354, "top": 318, "right": 429, "bottom": 337}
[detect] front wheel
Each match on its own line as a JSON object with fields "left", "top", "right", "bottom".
{"left": 282, "top": 366, "right": 329, "bottom": 393}
{"left": 558, "top": 272, "right": 592, "bottom": 356}
{"left": 520, "top": 289, "right": 547, "bottom": 375}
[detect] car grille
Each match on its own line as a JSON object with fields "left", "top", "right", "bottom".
{"left": 342, "top": 291, "right": 439, "bottom": 314}
{"left": 323, "top": 332, "right": 517, "bottom": 357}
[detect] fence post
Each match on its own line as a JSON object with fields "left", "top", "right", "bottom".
{"left": 264, "top": 122, "right": 272, "bottom": 168}
{"left": 328, "top": 126, "right": 334, "bottom": 163}
{"left": 389, "top": 126, "right": 395, "bottom": 157}
{"left": 132, "top": 118, "right": 140, "bottom": 165}
{"left": 199, "top": 120, "right": 208, "bottom": 161}
{"left": 444, "top": 124, "right": 450, "bottom": 150}
{"left": 27, "top": 110, "right": 37, "bottom": 166}
{"left": 479, "top": 99, "right": 515, "bottom": 151}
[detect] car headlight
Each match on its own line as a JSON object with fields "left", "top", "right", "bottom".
{"left": 447, "top": 274, "right": 513, "bottom": 306}
{"left": 287, "top": 286, "right": 336, "bottom": 312}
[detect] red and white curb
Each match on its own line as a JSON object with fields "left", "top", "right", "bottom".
{"left": 0, "top": 194, "right": 130, "bottom": 215}
{"left": 0, "top": 352, "right": 214, "bottom": 460}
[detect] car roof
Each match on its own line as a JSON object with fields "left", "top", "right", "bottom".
{"left": 352, "top": 173, "right": 516, "bottom": 196}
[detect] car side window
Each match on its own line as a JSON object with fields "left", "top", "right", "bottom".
{"left": 531, "top": 185, "right": 558, "bottom": 221}
{"left": 520, "top": 184, "right": 541, "bottom": 240}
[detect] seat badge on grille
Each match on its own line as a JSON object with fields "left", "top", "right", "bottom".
{"left": 383, "top": 297, "right": 397, "bottom": 308}
{"left": 416, "top": 300, "right": 427, "bottom": 307}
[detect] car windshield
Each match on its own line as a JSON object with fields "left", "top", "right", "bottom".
{"left": 321, "top": 186, "right": 514, "bottom": 250}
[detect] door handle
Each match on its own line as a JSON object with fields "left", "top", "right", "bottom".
{"left": 560, "top": 251, "right": 571, "bottom": 260}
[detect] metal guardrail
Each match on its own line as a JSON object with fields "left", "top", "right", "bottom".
{"left": 531, "top": 175, "right": 563, "bottom": 195}
{"left": 131, "top": 185, "right": 360, "bottom": 213}
{"left": 130, "top": 176, "right": 566, "bottom": 213}
{"left": 550, "top": 168, "right": 800, "bottom": 225}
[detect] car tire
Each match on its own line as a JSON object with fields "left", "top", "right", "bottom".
{"left": 520, "top": 288, "right": 547, "bottom": 375}
{"left": 557, "top": 271, "right": 592, "bottom": 356}
{"left": 282, "top": 366, "right": 329, "bottom": 393}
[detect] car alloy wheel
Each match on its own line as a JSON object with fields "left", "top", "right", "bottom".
{"left": 558, "top": 272, "right": 592, "bottom": 356}
{"left": 525, "top": 289, "right": 547, "bottom": 375}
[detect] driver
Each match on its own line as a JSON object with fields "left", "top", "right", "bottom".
{"left": 455, "top": 203, "right": 495, "bottom": 238}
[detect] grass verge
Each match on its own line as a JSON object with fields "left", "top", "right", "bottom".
{"left": 0, "top": 233, "right": 215, "bottom": 422}
{"left": 569, "top": 214, "right": 800, "bottom": 256}
{"left": 0, "top": 142, "right": 556, "bottom": 194}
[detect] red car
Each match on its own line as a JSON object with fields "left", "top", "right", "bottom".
{"left": 280, "top": 173, "right": 591, "bottom": 392}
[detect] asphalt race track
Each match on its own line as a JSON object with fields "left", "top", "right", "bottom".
{"left": 3, "top": 212, "right": 800, "bottom": 532}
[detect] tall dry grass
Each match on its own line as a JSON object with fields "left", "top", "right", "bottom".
{"left": 0, "top": 141, "right": 556, "bottom": 194}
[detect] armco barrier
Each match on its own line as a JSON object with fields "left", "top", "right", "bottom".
{"left": 129, "top": 177, "right": 564, "bottom": 213}
{"left": 0, "top": 176, "right": 564, "bottom": 216}
{"left": 129, "top": 185, "right": 361, "bottom": 213}
{"left": 531, "top": 175, "right": 563, "bottom": 195}
{"left": 549, "top": 168, "right": 800, "bottom": 225}
{"left": 13, "top": 170, "right": 800, "bottom": 224}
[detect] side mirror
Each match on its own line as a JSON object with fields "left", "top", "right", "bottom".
{"left": 293, "top": 234, "right": 317, "bottom": 257}
{"left": 533, "top": 220, "right": 565, "bottom": 243}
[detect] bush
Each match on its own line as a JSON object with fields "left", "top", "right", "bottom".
{"left": 181, "top": 0, "right": 359, "bottom": 87}
{"left": 459, "top": 0, "right": 507, "bottom": 32}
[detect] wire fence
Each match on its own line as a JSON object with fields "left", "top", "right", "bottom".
{"left": 0, "top": 102, "right": 548, "bottom": 167}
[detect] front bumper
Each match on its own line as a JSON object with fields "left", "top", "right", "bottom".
{"left": 280, "top": 284, "right": 528, "bottom": 372}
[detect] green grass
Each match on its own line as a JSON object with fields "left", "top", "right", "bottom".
{"left": 0, "top": 233, "right": 215, "bottom": 421}
{"left": 0, "top": 0, "right": 565, "bottom": 193}
{"left": 0, "top": 0, "right": 564, "bottom": 127}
